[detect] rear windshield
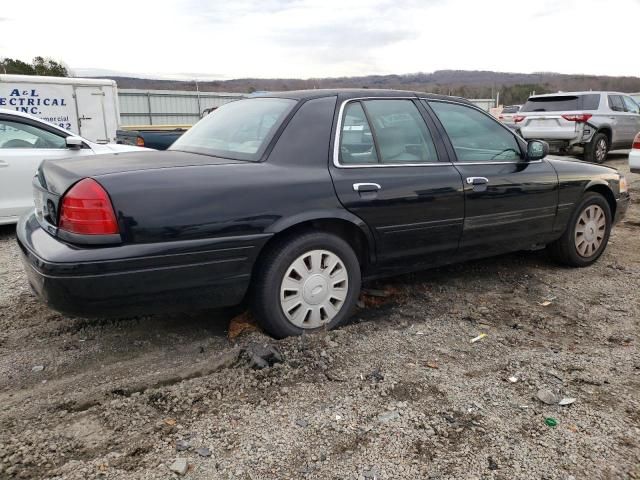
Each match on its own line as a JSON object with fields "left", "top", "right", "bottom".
{"left": 501, "top": 105, "right": 520, "bottom": 114}
{"left": 520, "top": 94, "right": 600, "bottom": 112}
{"left": 169, "top": 98, "right": 296, "bottom": 161}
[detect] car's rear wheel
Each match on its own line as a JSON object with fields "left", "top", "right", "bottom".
{"left": 584, "top": 132, "right": 609, "bottom": 164}
{"left": 547, "top": 192, "right": 612, "bottom": 267}
{"left": 252, "top": 232, "right": 361, "bottom": 338}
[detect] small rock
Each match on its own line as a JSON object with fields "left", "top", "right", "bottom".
{"left": 559, "top": 397, "right": 576, "bottom": 406}
{"left": 31, "top": 365, "right": 44, "bottom": 372}
{"left": 195, "top": 447, "right": 211, "bottom": 457}
{"left": 377, "top": 411, "right": 400, "bottom": 423}
{"left": 537, "top": 389, "right": 560, "bottom": 405}
{"left": 363, "top": 466, "right": 379, "bottom": 479}
{"left": 246, "top": 343, "right": 283, "bottom": 369}
{"left": 366, "top": 369, "right": 384, "bottom": 382}
{"left": 169, "top": 458, "right": 188, "bottom": 475}
{"left": 508, "top": 376, "right": 518, "bottom": 383}
{"left": 488, "top": 456, "right": 499, "bottom": 470}
{"left": 295, "top": 418, "right": 309, "bottom": 428}
{"left": 175, "top": 440, "right": 190, "bottom": 452}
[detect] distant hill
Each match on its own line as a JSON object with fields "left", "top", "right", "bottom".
{"left": 97, "top": 70, "right": 640, "bottom": 105}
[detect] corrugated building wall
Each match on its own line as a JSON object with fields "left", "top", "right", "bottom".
{"left": 118, "top": 89, "right": 246, "bottom": 126}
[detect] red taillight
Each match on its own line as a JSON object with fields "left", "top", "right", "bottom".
{"left": 58, "top": 178, "right": 119, "bottom": 235}
{"left": 561, "top": 113, "right": 593, "bottom": 123}
{"left": 633, "top": 133, "right": 640, "bottom": 150}
{"left": 136, "top": 136, "right": 145, "bottom": 147}
{"left": 498, "top": 115, "right": 504, "bottom": 120}
{"left": 514, "top": 115, "right": 525, "bottom": 123}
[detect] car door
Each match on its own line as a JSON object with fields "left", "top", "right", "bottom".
{"left": 424, "top": 99, "right": 558, "bottom": 258}
{"left": 622, "top": 96, "right": 640, "bottom": 144}
{"left": 607, "top": 94, "right": 631, "bottom": 147}
{"left": 329, "top": 97, "right": 465, "bottom": 271}
{"left": 0, "top": 116, "right": 91, "bottom": 221}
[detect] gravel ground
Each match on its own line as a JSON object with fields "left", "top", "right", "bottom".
{"left": 1, "top": 155, "right": 639, "bottom": 480}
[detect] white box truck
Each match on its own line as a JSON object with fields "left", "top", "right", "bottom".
{"left": 0, "top": 75, "right": 120, "bottom": 143}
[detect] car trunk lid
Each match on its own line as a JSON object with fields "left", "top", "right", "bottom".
{"left": 34, "top": 150, "right": 243, "bottom": 232}
{"left": 38, "top": 150, "right": 243, "bottom": 196}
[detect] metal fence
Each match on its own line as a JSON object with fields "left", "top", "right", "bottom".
{"left": 118, "top": 89, "right": 499, "bottom": 126}
{"left": 468, "top": 98, "right": 496, "bottom": 112}
{"left": 118, "top": 89, "right": 246, "bottom": 126}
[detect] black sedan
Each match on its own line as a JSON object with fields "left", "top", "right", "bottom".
{"left": 17, "top": 89, "right": 630, "bottom": 338}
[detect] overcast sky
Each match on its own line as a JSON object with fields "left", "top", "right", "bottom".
{"left": 2, "top": 0, "right": 639, "bottom": 80}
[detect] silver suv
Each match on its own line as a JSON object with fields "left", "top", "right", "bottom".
{"left": 516, "top": 91, "right": 640, "bottom": 163}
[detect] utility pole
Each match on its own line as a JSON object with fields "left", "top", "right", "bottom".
{"left": 195, "top": 78, "right": 202, "bottom": 117}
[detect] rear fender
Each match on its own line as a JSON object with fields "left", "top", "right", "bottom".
{"left": 266, "top": 209, "right": 376, "bottom": 263}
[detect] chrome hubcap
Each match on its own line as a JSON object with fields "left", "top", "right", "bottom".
{"left": 595, "top": 139, "right": 607, "bottom": 162}
{"left": 575, "top": 205, "right": 606, "bottom": 257}
{"left": 280, "top": 249, "right": 348, "bottom": 328}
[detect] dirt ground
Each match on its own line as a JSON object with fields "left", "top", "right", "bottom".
{"left": 1, "top": 155, "right": 639, "bottom": 480}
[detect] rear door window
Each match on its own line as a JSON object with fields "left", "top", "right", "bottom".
{"left": 521, "top": 94, "right": 600, "bottom": 112}
{"left": 622, "top": 96, "right": 640, "bottom": 114}
{"left": 362, "top": 100, "right": 438, "bottom": 164}
{"left": 608, "top": 95, "right": 625, "bottom": 112}
{"left": 428, "top": 101, "right": 521, "bottom": 162}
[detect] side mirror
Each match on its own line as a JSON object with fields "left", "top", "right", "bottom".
{"left": 526, "top": 140, "right": 549, "bottom": 161}
{"left": 65, "top": 136, "right": 83, "bottom": 149}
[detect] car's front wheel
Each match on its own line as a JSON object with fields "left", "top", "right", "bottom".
{"left": 547, "top": 192, "right": 612, "bottom": 267}
{"left": 252, "top": 232, "right": 361, "bottom": 338}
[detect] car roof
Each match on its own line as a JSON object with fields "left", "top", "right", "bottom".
{"left": 528, "top": 91, "right": 629, "bottom": 99}
{"left": 248, "top": 88, "right": 475, "bottom": 106}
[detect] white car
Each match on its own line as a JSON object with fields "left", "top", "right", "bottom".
{"left": 0, "top": 109, "right": 148, "bottom": 225}
{"left": 630, "top": 132, "right": 640, "bottom": 173}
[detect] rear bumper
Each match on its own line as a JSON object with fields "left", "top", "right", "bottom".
{"left": 16, "top": 212, "right": 269, "bottom": 317}
{"left": 630, "top": 149, "right": 640, "bottom": 174}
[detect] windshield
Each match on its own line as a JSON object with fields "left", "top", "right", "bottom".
{"left": 169, "top": 97, "right": 296, "bottom": 161}
{"left": 520, "top": 94, "right": 600, "bottom": 112}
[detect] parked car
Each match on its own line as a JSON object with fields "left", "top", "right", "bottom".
{"left": 116, "top": 125, "right": 189, "bottom": 150}
{"left": 515, "top": 91, "right": 640, "bottom": 163}
{"left": 0, "top": 109, "right": 147, "bottom": 225}
{"left": 498, "top": 104, "right": 521, "bottom": 128}
{"left": 17, "top": 90, "right": 629, "bottom": 338}
{"left": 630, "top": 132, "right": 640, "bottom": 173}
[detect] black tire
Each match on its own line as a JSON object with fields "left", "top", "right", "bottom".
{"left": 583, "top": 132, "right": 609, "bottom": 164}
{"left": 252, "top": 231, "right": 361, "bottom": 338}
{"left": 547, "top": 192, "right": 612, "bottom": 267}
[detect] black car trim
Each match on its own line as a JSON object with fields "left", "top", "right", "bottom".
{"left": 464, "top": 206, "right": 557, "bottom": 229}
{"left": 27, "top": 255, "right": 249, "bottom": 280}
{"left": 57, "top": 229, "right": 122, "bottom": 245}
{"left": 378, "top": 217, "right": 464, "bottom": 234}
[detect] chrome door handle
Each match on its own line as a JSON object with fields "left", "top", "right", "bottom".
{"left": 0, "top": 160, "right": 8, "bottom": 168}
{"left": 466, "top": 177, "right": 489, "bottom": 185}
{"left": 353, "top": 182, "right": 381, "bottom": 192}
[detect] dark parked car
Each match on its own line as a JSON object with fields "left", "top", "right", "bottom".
{"left": 17, "top": 89, "right": 630, "bottom": 338}
{"left": 116, "top": 125, "right": 188, "bottom": 150}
